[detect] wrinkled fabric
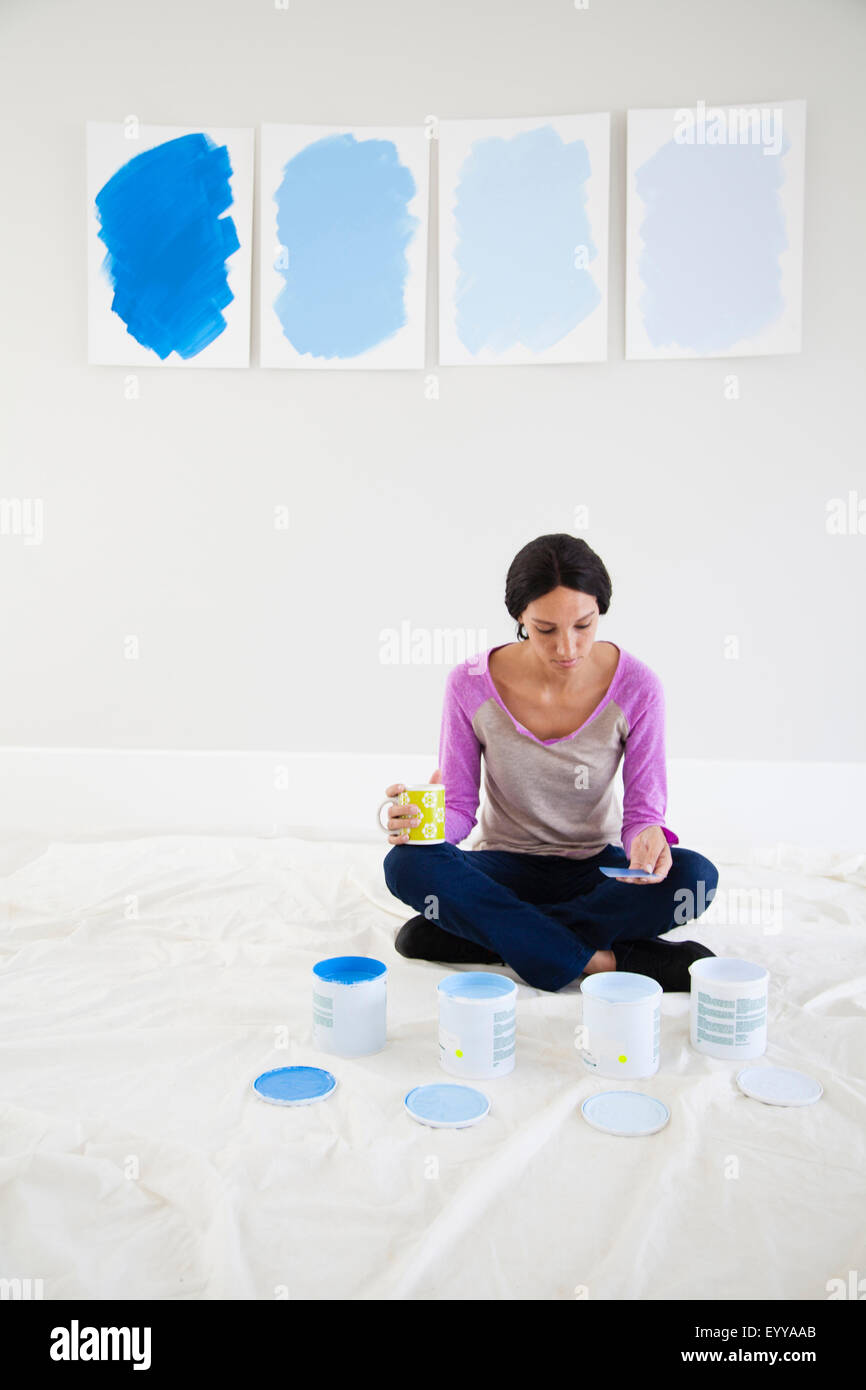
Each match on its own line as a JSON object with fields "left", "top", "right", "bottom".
{"left": 0, "top": 833, "right": 863, "bottom": 1301}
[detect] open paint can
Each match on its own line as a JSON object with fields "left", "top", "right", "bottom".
{"left": 579, "top": 971, "right": 661, "bottom": 1079}
{"left": 312, "top": 956, "right": 387, "bottom": 1058}
{"left": 689, "top": 956, "right": 768, "bottom": 1060}
{"left": 437, "top": 972, "right": 517, "bottom": 1080}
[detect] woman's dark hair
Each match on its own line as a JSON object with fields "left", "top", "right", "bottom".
{"left": 505, "top": 534, "right": 612, "bottom": 640}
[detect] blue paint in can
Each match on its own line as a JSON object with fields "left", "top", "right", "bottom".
{"left": 313, "top": 956, "right": 387, "bottom": 985}
{"left": 312, "top": 956, "right": 388, "bottom": 1057}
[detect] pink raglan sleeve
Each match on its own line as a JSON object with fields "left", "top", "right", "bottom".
{"left": 620, "top": 670, "right": 680, "bottom": 863}
{"left": 438, "top": 664, "right": 482, "bottom": 846}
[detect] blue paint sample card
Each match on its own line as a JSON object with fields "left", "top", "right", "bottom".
{"left": 599, "top": 866, "right": 662, "bottom": 880}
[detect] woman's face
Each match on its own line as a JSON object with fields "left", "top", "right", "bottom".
{"left": 519, "top": 586, "right": 600, "bottom": 671}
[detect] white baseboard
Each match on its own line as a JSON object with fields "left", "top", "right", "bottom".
{"left": 0, "top": 748, "right": 861, "bottom": 854}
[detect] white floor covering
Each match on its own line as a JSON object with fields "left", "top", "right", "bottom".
{"left": 0, "top": 834, "right": 863, "bottom": 1300}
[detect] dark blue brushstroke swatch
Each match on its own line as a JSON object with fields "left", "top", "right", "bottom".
{"left": 95, "top": 133, "right": 240, "bottom": 360}
{"left": 273, "top": 133, "right": 418, "bottom": 359}
{"left": 453, "top": 126, "right": 600, "bottom": 355}
{"left": 635, "top": 136, "right": 791, "bottom": 352}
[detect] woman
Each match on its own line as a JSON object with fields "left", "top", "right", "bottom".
{"left": 382, "top": 534, "right": 719, "bottom": 993}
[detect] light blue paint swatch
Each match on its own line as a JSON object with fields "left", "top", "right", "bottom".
{"left": 453, "top": 126, "right": 601, "bottom": 355}
{"left": 404, "top": 1084, "right": 490, "bottom": 1128}
{"left": 273, "top": 133, "right": 418, "bottom": 359}
{"left": 95, "top": 133, "right": 240, "bottom": 360}
{"left": 635, "top": 138, "right": 791, "bottom": 352}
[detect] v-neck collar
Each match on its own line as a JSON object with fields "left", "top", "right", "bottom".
{"left": 483, "top": 641, "right": 624, "bottom": 747}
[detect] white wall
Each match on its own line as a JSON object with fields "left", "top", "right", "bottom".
{"left": 0, "top": 0, "right": 864, "bottom": 790}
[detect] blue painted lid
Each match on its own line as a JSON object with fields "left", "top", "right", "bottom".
{"left": 437, "top": 971, "right": 516, "bottom": 1001}
{"left": 313, "top": 956, "right": 387, "bottom": 984}
{"left": 404, "top": 1083, "right": 490, "bottom": 1128}
{"left": 253, "top": 1066, "right": 337, "bottom": 1106}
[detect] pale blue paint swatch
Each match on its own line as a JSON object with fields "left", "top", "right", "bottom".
{"left": 635, "top": 137, "right": 791, "bottom": 352}
{"left": 438, "top": 972, "right": 516, "bottom": 1001}
{"left": 273, "top": 133, "right": 418, "bottom": 359}
{"left": 453, "top": 126, "right": 601, "bottom": 355}
{"left": 404, "top": 1084, "right": 490, "bottom": 1127}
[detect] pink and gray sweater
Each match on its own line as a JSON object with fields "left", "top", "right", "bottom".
{"left": 438, "top": 643, "right": 679, "bottom": 861}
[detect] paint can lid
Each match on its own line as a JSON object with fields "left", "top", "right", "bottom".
{"left": 736, "top": 1065, "right": 823, "bottom": 1107}
{"left": 253, "top": 1066, "right": 337, "bottom": 1106}
{"left": 580, "top": 1090, "right": 670, "bottom": 1137}
{"left": 404, "top": 1083, "right": 490, "bottom": 1128}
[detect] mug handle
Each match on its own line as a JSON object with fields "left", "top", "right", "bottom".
{"left": 377, "top": 792, "right": 406, "bottom": 833}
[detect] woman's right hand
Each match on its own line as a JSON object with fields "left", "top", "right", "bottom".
{"left": 382, "top": 782, "right": 422, "bottom": 844}
{"left": 382, "top": 769, "right": 442, "bottom": 843}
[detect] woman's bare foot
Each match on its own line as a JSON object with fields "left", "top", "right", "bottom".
{"left": 582, "top": 948, "right": 616, "bottom": 975}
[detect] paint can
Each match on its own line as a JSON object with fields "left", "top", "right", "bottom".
{"left": 689, "top": 956, "right": 768, "bottom": 1060}
{"left": 437, "top": 972, "right": 517, "bottom": 1080}
{"left": 579, "top": 971, "right": 662, "bottom": 1079}
{"left": 312, "top": 956, "right": 387, "bottom": 1058}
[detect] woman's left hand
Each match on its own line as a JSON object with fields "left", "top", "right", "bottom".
{"left": 615, "top": 825, "right": 672, "bottom": 883}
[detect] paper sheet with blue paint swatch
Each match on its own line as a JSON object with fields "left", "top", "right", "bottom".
{"left": 259, "top": 124, "right": 428, "bottom": 370}
{"left": 438, "top": 113, "right": 610, "bottom": 366}
{"left": 86, "top": 122, "right": 254, "bottom": 368}
{"left": 626, "top": 100, "right": 806, "bottom": 359}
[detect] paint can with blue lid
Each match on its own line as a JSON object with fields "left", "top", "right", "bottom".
{"left": 437, "top": 971, "right": 517, "bottom": 1079}
{"left": 312, "top": 955, "right": 387, "bottom": 1058}
{"left": 579, "top": 971, "right": 661, "bottom": 1079}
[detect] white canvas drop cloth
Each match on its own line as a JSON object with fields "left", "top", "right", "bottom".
{"left": 0, "top": 834, "right": 864, "bottom": 1301}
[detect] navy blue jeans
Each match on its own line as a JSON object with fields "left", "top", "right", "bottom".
{"left": 383, "top": 841, "right": 719, "bottom": 993}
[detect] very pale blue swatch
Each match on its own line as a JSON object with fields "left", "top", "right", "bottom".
{"left": 273, "top": 133, "right": 418, "bottom": 359}
{"left": 95, "top": 133, "right": 240, "bottom": 360}
{"left": 453, "top": 126, "right": 601, "bottom": 355}
{"left": 438, "top": 972, "right": 516, "bottom": 1000}
{"left": 404, "top": 1084, "right": 490, "bottom": 1127}
{"left": 635, "top": 138, "right": 791, "bottom": 352}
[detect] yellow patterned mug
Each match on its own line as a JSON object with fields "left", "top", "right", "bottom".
{"left": 377, "top": 784, "right": 446, "bottom": 845}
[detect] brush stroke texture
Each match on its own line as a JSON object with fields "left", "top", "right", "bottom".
{"left": 273, "top": 133, "right": 417, "bottom": 359}
{"left": 95, "top": 133, "right": 240, "bottom": 360}
{"left": 453, "top": 126, "right": 600, "bottom": 355}
{"left": 635, "top": 137, "right": 791, "bottom": 352}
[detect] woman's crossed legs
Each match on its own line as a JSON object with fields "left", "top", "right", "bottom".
{"left": 383, "top": 840, "right": 719, "bottom": 993}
